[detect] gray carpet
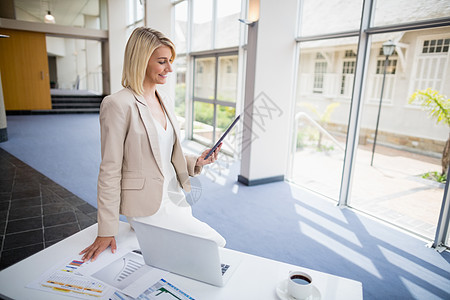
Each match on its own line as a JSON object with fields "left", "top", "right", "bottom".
{"left": 1, "top": 114, "right": 449, "bottom": 299}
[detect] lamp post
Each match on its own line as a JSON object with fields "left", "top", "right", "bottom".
{"left": 371, "top": 40, "right": 396, "bottom": 166}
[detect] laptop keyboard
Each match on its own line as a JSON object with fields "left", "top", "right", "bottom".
{"left": 221, "top": 264, "right": 230, "bottom": 275}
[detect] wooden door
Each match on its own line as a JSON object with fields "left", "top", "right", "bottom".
{"left": 0, "top": 29, "right": 51, "bottom": 110}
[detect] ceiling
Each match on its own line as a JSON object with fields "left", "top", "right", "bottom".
{"left": 13, "top": 0, "right": 100, "bottom": 27}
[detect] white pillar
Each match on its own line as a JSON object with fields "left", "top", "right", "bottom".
{"left": 238, "top": 0, "right": 298, "bottom": 185}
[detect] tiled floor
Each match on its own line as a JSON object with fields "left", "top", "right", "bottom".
{"left": 0, "top": 147, "right": 97, "bottom": 270}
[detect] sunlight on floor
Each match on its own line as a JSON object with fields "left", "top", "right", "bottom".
{"left": 299, "top": 222, "right": 382, "bottom": 279}
{"left": 295, "top": 203, "right": 362, "bottom": 248}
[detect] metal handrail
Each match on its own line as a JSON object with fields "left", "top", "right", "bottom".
{"left": 294, "top": 111, "right": 345, "bottom": 152}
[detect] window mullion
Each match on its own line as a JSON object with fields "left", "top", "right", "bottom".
{"left": 338, "top": 0, "right": 375, "bottom": 206}
{"left": 212, "top": 0, "right": 217, "bottom": 49}
{"left": 213, "top": 55, "right": 219, "bottom": 141}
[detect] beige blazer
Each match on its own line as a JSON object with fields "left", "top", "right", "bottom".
{"left": 97, "top": 88, "right": 202, "bottom": 236}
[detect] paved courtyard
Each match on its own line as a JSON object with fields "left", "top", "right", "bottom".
{"left": 291, "top": 143, "right": 445, "bottom": 241}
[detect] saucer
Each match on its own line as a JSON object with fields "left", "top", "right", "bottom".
{"left": 276, "top": 279, "right": 321, "bottom": 300}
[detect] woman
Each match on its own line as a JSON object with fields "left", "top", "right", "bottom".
{"left": 80, "top": 27, "right": 225, "bottom": 262}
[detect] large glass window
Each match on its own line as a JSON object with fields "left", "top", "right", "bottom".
{"left": 292, "top": 38, "right": 356, "bottom": 200}
{"left": 193, "top": 101, "right": 214, "bottom": 144}
{"left": 194, "top": 57, "right": 216, "bottom": 100}
{"left": 350, "top": 29, "right": 450, "bottom": 240}
{"left": 172, "top": 0, "right": 242, "bottom": 157}
{"left": 216, "top": 0, "right": 241, "bottom": 49}
{"left": 174, "top": 1, "right": 188, "bottom": 54}
{"left": 192, "top": 0, "right": 213, "bottom": 51}
{"left": 217, "top": 55, "right": 238, "bottom": 102}
{"left": 373, "top": 0, "right": 450, "bottom": 27}
{"left": 126, "top": 0, "right": 145, "bottom": 36}
{"left": 178, "top": 0, "right": 241, "bottom": 52}
{"left": 126, "top": 0, "right": 144, "bottom": 27}
{"left": 175, "top": 55, "right": 187, "bottom": 138}
{"left": 293, "top": 0, "right": 450, "bottom": 245}
{"left": 192, "top": 54, "right": 238, "bottom": 153}
{"left": 299, "top": 0, "right": 362, "bottom": 36}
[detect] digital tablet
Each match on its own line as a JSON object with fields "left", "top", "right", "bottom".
{"left": 204, "top": 114, "right": 241, "bottom": 160}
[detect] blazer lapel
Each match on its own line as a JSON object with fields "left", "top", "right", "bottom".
{"left": 133, "top": 92, "right": 164, "bottom": 176}
{"left": 157, "top": 91, "right": 181, "bottom": 142}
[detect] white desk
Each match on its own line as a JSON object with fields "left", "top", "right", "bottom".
{"left": 0, "top": 222, "right": 362, "bottom": 299}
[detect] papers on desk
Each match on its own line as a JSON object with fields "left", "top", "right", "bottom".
{"left": 26, "top": 250, "right": 196, "bottom": 299}
{"left": 86, "top": 250, "right": 167, "bottom": 298}
{"left": 26, "top": 257, "right": 113, "bottom": 299}
{"left": 110, "top": 278, "right": 195, "bottom": 300}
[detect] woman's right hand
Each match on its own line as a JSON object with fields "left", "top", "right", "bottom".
{"left": 79, "top": 236, "right": 117, "bottom": 262}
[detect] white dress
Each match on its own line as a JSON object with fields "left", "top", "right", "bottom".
{"left": 127, "top": 107, "right": 226, "bottom": 247}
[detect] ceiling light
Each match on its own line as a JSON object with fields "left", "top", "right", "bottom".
{"left": 44, "top": 11, "right": 55, "bottom": 24}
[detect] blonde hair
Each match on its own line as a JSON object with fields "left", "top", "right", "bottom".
{"left": 121, "top": 27, "right": 176, "bottom": 95}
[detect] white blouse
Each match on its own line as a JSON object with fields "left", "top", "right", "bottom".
{"left": 128, "top": 104, "right": 226, "bottom": 247}
{"left": 153, "top": 107, "right": 190, "bottom": 211}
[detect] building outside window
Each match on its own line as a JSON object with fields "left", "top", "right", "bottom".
{"left": 375, "top": 47, "right": 397, "bottom": 75}
{"left": 410, "top": 36, "right": 450, "bottom": 95}
{"left": 340, "top": 50, "right": 356, "bottom": 96}
{"left": 367, "top": 47, "right": 398, "bottom": 105}
{"left": 292, "top": 0, "right": 450, "bottom": 244}
{"left": 126, "top": 0, "right": 145, "bottom": 36}
{"left": 294, "top": 38, "right": 356, "bottom": 201}
{"left": 313, "top": 53, "right": 327, "bottom": 94}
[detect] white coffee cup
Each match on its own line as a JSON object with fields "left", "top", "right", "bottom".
{"left": 287, "top": 271, "right": 313, "bottom": 299}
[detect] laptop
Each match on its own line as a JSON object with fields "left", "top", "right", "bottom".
{"left": 131, "top": 220, "right": 241, "bottom": 287}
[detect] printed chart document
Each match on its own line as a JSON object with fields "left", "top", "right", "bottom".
{"left": 86, "top": 250, "right": 167, "bottom": 298}
{"left": 110, "top": 278, "right": 196, "bottom": 300}
{"left": 27, "top": 250, "right": 196, "bottom": 299}
{"left": 80, "top": 249, "right": 196, "bottom": 299}
{"left": 26, "top": 257, "right": 115, "bottom": 299}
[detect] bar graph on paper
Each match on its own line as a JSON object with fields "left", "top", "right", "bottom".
{"left": 92, "top": 251, "right": 149, "bottom": 290}
{"left": 115, "top": 257, "right": 144, "bottom": 282}
{"left": 26, "top": 258, "right": 113, "bottom": 299}
{"left": 110, "top": 278, "right": 196, "bottom": 300}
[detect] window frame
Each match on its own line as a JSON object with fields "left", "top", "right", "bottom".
{"left": 293, "top": 0, "right": 450, "bottom": 248}
{"left": 192, "top": 51, "right": 239, "bottom": 147}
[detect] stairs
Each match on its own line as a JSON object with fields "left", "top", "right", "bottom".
{"left": 6, "top": 93, "right": 104, "bottom": 115}
{"left": 50, "top": 94, "right": 104, "bottom": 113}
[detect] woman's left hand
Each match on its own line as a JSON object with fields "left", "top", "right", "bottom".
{"left": 196, "top": 143, "right": 222, "bottom": 167}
